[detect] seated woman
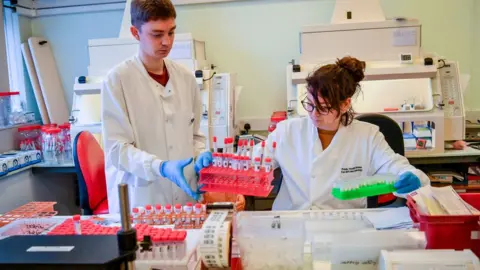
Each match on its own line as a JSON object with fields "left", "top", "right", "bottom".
{"left": 258, "top": 56, "right": 429, "bottom": 210}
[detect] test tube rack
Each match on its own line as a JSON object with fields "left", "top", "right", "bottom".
{"left": 0, "top": 202, "right": 57, "bottom": 228}
{"left": 199, "top": 167, "right": 274, "bottom": 197}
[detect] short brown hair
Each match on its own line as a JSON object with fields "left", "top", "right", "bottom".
{"left": 305, "top": 56, "right": 365, "bottom": 126}
{"left": 131, "top": 0, "right": 177, "bottom": 30}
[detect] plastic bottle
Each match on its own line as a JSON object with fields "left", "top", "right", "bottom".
{"left": 132, "top": 207, "right": 140, "bottom": 224}
{"left": 154, "top": 204, "right": 163, "bottom": 225}
{"left": 193, "top": 203, "right": 202, "bottom": 229}
{"left": 73, "top": 214, "right": 81, "bottom": 235}
{"left": 163, "top": 204, "right": 172, "bottom": 225}
{"left": 145, "top": 205, "right": 153, "bottom": 224}
{"left": 264, "top": 157, "right": 272, "bottom": 173}
{"left": 183, "top": 203, "right": 193, "bottom": 229}
{"left": 173, "top": 204, "right": 183, "bottom": 228}
{"left": 254, "top": 157, "right": 261, "bottom": 172}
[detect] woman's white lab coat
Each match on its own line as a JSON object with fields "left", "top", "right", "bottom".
{"left": 257, "top": 117, "right": 429, "bottom": 211}
{"left": 102, "top": 55, "right": 206, "bottom": 214}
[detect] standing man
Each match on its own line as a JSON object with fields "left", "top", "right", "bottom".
{"left": 102, "top": 0, "right": 212, "bottom": 213}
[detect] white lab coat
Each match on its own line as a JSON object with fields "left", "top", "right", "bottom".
{"left": 256, "top": 117, "right": 429, "bottom": 211}
{"left": 102, "top": 55, "right": 206, "bottom": 214}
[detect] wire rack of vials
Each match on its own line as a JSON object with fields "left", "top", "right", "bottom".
{"left": 199, "top": 137, "right": 276, "bottom": 197}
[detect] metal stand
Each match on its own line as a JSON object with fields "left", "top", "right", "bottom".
{"left": 117, "top": 183, "right": 137, "bottom": 270}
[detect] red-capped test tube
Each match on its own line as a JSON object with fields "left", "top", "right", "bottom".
{"left": 73, "top": 214, "right": 81, "bottom": 235}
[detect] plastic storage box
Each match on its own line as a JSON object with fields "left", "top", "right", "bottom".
{"left": 407, "top": 193, "right": 480, "bottom": 257}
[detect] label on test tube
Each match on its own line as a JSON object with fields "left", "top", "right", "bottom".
{"left": 232, "top": 155, "right": 238, "bottom": 171}
{"left": 264, "top": 157, "right": 272, "bottom": 173}
{"left": 212, "top": 153, "right": 218, "bottom": 167}
{"left": 223, "top": 154, "right": 229, "bottom": 168}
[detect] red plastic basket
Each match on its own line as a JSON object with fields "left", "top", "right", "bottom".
{"left": 199, "top": 167, "right": 274, "bottom": 197}
{"left": 407, "top": 193, "right": 480, "bottom": 256}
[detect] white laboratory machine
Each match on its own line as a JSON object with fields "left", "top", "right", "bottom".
{"left": 200, "top": 72, "right": 238, "bottom": 150}
{"left": 286, "top": 0, "right": 465, "bottom": 157}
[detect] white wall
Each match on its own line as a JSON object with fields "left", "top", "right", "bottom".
{"left": 26, "top": 0, "right": 480, "bottom": 120}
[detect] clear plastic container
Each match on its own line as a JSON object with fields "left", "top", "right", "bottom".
{"left": 42, "top": 128, "right": 65, "bottom": 164}
{"left": 8, "top": 92, "right": 26, "bottom": 125}
{"left": 17, "top": 125, "right": 41, "bottom": 151}
{"left": 0, "top": 92, "right": 11, "bottom": 127}
{"left": 59, "top": 123, "right": 72, "bottom": 162}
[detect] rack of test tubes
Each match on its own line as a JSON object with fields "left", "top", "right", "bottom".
{"left": 199, "top": 137, "right": 276, "bottom": 197}
{"left": 132, "top": 203, "right": 208, "bottom": 229}
{"left": 48, "top": 216, "right": 189, "bottom": 261}
{"left": 0, "top": 202, "right": 57, "bottom": 228}
{"left": 0, "top": 218, "right": 64, "bottom": 239}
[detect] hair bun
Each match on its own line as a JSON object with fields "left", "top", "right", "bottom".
{"left": 336, "top": 56, "right": 366, "bottom": 83}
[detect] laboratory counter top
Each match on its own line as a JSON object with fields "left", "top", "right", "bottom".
{"left": 407, "top": 147, "right": 480, "bottom": 165}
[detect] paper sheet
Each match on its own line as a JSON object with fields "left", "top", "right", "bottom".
{"left": 363, "top": 207, "right": 413, "bottom": 230}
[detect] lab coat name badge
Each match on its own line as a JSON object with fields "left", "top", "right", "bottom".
{"left": 341, "top": 166, "right": 363, "bottom": 174}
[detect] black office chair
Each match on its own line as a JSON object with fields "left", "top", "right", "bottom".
{"left": 356, "top": 113, "right": 406, "bottom": 208}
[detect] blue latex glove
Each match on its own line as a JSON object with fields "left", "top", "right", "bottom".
{"left": 394, "top": 171, "right": 421, "bottom": 194}
{"left": 160, "top": 158, "right": 203, "bottom": 200}
{"left": 194, "top": 151, "right": 213, "bottom": 174}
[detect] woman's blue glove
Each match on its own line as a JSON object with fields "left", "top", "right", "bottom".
{"left": 194, "top": 152, "right": 213, "bottom": 173}
{"left": 160, "top": 158, "right": 203, "bottom": 200}
{"left": 394, "top": 171, "right": 421, "bottom": 194}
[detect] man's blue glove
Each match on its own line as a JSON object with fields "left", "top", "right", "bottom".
{"left": 194, "top": 151, "right": 213, "bottom": 174}
{"left": 394, "top": 171, "right": 421, "bottom": 194}
{"left": 160, "top": 158, "right": 203, "bottom": 200}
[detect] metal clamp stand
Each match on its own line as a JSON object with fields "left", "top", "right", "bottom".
{"left": 117, "top": 183, "right": 137, "bottom": 270}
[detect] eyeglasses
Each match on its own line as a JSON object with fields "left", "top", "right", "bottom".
{"left": 301, "top": 97, "right": 333, "bottom": 115}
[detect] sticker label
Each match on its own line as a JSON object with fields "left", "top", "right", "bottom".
{"left": 27, "top": 246, "right": 74, "bottom": 252}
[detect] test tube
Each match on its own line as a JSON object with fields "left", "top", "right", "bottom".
{"left": 73, "top": 215, "right": 81, "bottom": 235}
{"left": 254, "top": 157, "right": 261, "bottom": 172}
{"left": 264, "top": 157, "right": 272, "bottom": 173}
{"left": 232, "top": 155, "right": 238, "bottom": 171}
{"left": 173, "top": 204, "right": 183, "bottom": 228}
{"left": 132, "top": 207, "right": 139, "bottom": 224}
{"left": 145, "top": 205, "right": 152, "bottom": 224}
{"left": 272, "top": 141, "right": 277, "bottom": 157}
{"left": 213, "top": 136, "right": 218, "bottom": 152}
{"left": 223, "top": 153, "right": 229, "bottom": 168}
{"left": 183, "top": 203, "right": 193, "bottom": 229}
{"left": 260, "top": 141, "right": 266, "bottom": 165}
{"left": 249, "top": 140, "right": 254, "bottom": 162}
{"left": 164, "top": 204, "right": 173, "bottom": 225}
{"left": 243, "top": 156, "right": 250, "bottom": 171}
{"left": 236, "top": 140, "right": 243, "bottom": 155}
{"left": 212, "top": 153, "right": 217, "bottom": 167}
{"left": 154, "top": 204, "right": 163, "bottom": 225}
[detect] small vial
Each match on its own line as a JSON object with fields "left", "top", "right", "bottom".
{"left": 183, "top": 203, "right": 193, "bottom": 229}
{"left": 212, "top": 153, "right": 218, "bottom": 167}
{"left": 260, "top": 141, "right": 266, "bottom": 165}
{"left": 193, "top": 203, "right": 202, "bottom": 228}
{"left": 264, "top": 157, "right": 272, "bottom": 173}
{"left": 173, "top": 204, "right": 183, "bottom": 228}
{"left": 73, "top": 214, "right": 81, "bottom": 235}
{"left": 223, "top": 153, "right": 229, "bottom": 168}
{"left": 145, "top": 205, "right": 153, "bottom": 224}
{"left": 132, "top": 207, "right": 140, "bottom": 224}
{"left": 138, "top": 207, "right": 146, "bottom": 224}
{"left": 154, "top": 204, "right": 163, "bottom": 225}
{"left": 213, "top": 136, "right": 218, "bottom": 152}
{"left": 254, "top": 157, "right": 261, "bottom": 172}
{"left": 164, "top": 204, "right": 173, "bottom": 225}
{"left": 232, "top": 155, "right": 238, "bottom": 171}
{"left": 272, "top": 141, "right": 277, "bottom": 157}
{"left": 243, "top": 156, "right": 250, "bottom": 171}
